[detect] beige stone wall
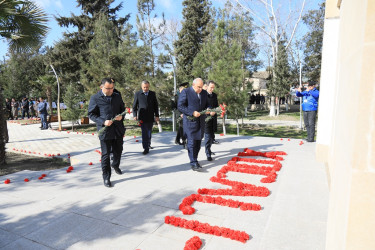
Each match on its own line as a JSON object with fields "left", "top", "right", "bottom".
{"left": 324, "top": 0, "right": 375, "bottom": 249}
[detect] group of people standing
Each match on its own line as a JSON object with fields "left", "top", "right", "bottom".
{"left": 88, "top": 77, "right": 220, "bottom": 187}
{"left": 5, "top": 97, "right": 50, "bottom": 130}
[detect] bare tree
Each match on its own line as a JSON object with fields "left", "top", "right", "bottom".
{"left": 231, "top": 0, "right": 306, "bottom": 116}
{"left": 136, "top": 0, "right": 167, "bottom": 78}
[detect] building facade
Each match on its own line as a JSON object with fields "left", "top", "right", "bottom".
{"left": 317, "top": 0, "right": 375, "bottom": 248}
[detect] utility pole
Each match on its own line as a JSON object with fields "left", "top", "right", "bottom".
{"left": 169, "top": 53, "right": 177, "bottom": 132}
{"left": 299, "top": 61, "right": 303, "bottom": 129}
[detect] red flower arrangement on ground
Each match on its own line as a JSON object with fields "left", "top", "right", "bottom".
{"left": 165, "top": 216, "right": 250, "bottom": 243}
{"left": 163, "top": 148, "right": 287, "bottom": 246}
{"left": 184, "top": 236, "right": 202, "bottom": 250}
{"left": 179, "top": 194, "right": 261, "bottom": 215}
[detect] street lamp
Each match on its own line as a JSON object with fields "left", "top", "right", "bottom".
{"left": 50, "top": 64, "right": 62, "bottom": 131}
{"left": 169, "top": 53, "right": 177, "bottom": 132}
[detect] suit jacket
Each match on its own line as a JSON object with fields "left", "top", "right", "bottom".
{"left": 132, "top": 90, "right": 159, "bottom": 123}
{"left": 88, "top": 91, "right": 125, "bottom": 141}
{"left": 178, "top": 87, "right": 209, "bottom": 140}
{"left": 205, "top": 92, "right": 218, "bottom": 133}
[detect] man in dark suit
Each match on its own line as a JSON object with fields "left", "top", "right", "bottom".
{"left": 88, "top": 78, "right": 126, "bottom": 187}
{"left": 204, "top": 80, "right": 219, "bottom": 161}
{"left": 178, "top": 78, "right": 215, "bottom": 171}
{"left": 133, "top": 80, "right": 160, "bottom": 155}
{"left": 174, "top": 82, "right": 189, "bottom": 147}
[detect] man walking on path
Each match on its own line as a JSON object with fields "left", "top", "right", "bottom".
{"left": 88, "top": 78, "right": 126, "bottom": 187}
{"left": 178, "top": 78, "right": 215, "bottom": 171}
{"left": 296, "top": 82, "right": 319, "bottom": 142}
{"left": 132, "top": 80, "right": 160, "bottom": 155}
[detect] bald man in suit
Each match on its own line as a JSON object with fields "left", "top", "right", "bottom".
{"left": 178, "top": 78, "right": 215, "bottom": 171}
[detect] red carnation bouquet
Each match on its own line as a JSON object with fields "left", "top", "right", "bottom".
{"left": 187, "top": 103, "right": 227, "bottom": 122}
{"left": 98, "top": 110, "right": 127, "bottom": 137}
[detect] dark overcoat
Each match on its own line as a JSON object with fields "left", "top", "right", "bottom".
{"left": 132, "top": 90, "right": 159, "bottom": 123}
{"left": 178, "top": 87, "right": 209, "bottom": 140}
{"left": 88, "top": 91, "right": 125, "bottom": 141}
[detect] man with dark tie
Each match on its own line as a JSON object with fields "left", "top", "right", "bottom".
{"left": 133, "top": 80, "right": 160, "bottom": 155}
{"left": 178, "top": 78, "right": 215, "bottom": 171}
{"left": 88, "top": 78, "right": 126, "bottom": 187}
{"left": 204, "top": 80, "right": 219, "bottom": 161}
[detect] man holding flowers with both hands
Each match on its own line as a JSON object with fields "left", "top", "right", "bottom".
{"left": 178, "top": 78, "right": 216, "bottom": 172}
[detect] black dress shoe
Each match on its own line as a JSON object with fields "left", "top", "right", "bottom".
{"left": 212, "top": 140, "right": 219, "bottom": 144}
{"left": 149, "top": 146, "right": 154, "bottom": 149}
{"left": 207, "top": 156, "right": 213, "bottom": 161}
{"left": 103, "top": 179, "right": 112, "bottom": 187}
{"left": 113, "top": 167, "right": 122, "bottom": 175}
{"left": 191, "top": 163, "right": 203, "bottom": 172}
{"left": 143, "top": 149, "right": 149, "bottom": 155}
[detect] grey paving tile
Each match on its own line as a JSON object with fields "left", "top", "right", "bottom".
{"left": 67, "top": 221, "right": 146, "bottom": 250}
{"left": 25, "top": 213, "right": 100, "bottom": 249}
{"left": 1, "top": 237, "right": 53, "bottom": 250}
{"left": 0, "top": 228, "right": 21, "bottom": 248}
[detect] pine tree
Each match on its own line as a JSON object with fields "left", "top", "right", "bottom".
{"left": 303, "top": 2, "right": 325, "bottom": 83}
{"left": 174, "top": 0, "right": 211, "bottom": 82}
{"left": 61, "top": 84, "right": 84, "bottom": 130}
{"left": 192, "top": 21, "right": 244, "bottom": 134}
{"left": 49, "top": 0, "right": 129, "bottom": 86}
{"left": 80, "top": 13, "right": 120, "bottom": 95}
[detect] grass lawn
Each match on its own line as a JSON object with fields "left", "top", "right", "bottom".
{"left": 242, "top": 110, "right": 302, "bottom": 121}
{"left": 71, "top": 118, "right": 306, "bottom": 139}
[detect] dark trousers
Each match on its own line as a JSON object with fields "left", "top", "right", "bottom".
{"left": 187, "top": 139, "right": 202, "bottom": 164}
{"left": 204, "top": 132, "right": 214, "bottom": 157}
{"left": 22, "top": 109, "right": 29, "bottom": 119}
{"left": 303, "top": 110, "right": 317, "bottom": 142}
{"left": 40, "top": 114, "right": 48, "bottom": 129}
{"left": 100, "top": 138, "right": 123, "bottom": 180}
{"left": 141, "top": 122, "right": 153, "bottom": 149}
{"left": 175, "top": 122, "right": 186, "bottom": 143}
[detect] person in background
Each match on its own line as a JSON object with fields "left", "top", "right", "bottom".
{"left": 11, "top": 98, "right": 18, "bottom": 120}
{"left": 5, "top": 98, "right": 12, "bottom": 120}
{"left": 174, "top": 82, "right": 189, "bottom": 148}
{"left": 132, "top": 80, "right": 160, "bottom": 155}
{"left": 38, "top": 97, "right": 49, "bottom": 130}
{"left": 204, "top": 80, "right": 219, "bottom": 161}
{"left": 296, "top": 82, "right": 320, "bottom": 142}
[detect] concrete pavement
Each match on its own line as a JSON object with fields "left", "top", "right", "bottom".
{"left": 0, "top": 121, "right": 328, "bottom": 250}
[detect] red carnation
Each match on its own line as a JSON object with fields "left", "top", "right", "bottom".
{"left": 89, "top": 162, "right": 93, "bottom": 165}
{"left": 41, "top": 174, "right": 47, "bottom": 177}
{"left": 38, "top": 176, "right": 43, "bottom": 180}
{"left": 135, "top": 140, "right": 139, "bottom": 142}
{"left": 4, "top": 179, "right": 10, "bottom": 184}
{"left": 24, "top": 178, "right": 29, "bottom": 182}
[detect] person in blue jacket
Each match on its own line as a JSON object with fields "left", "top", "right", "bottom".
{"left": 296, "top": 82, "right": 320, "bottom": 142}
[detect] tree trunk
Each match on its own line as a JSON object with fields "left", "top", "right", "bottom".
{"left": 236, "top": 117, "right": 240, "bottom": 136}
{"left": 276, "top": 97, "right": 280, "bottom": 116}
{"left": 46, "top": 87, "right": 53, "bottom": 115}
{"left": 0, "top": 87, "right": 7, "bottom": 166}
{"left": 269, "top": 96, "right": 276, "bottom": 116}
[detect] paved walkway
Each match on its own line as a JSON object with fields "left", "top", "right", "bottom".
{"left": 1, "top": 121, "right": 328, "bottom": 250}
